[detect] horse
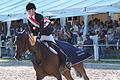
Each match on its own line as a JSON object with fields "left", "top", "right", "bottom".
{"left": 14, "top": 30, "right": 89, "bottom": 80}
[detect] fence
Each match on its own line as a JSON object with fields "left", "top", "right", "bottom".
{"left": 76, "top": 44, "right": 120, "bottom": 61}
{"left": 0, "top": 46, "right": 15, "bottom": 58}
{"left": 0, "top": 44, "right": 120, "bottom": 61}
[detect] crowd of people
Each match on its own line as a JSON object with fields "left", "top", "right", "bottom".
{"left": 51, "top": 17, "right": 120, "bottom": 46}
{"left": 50, "top": 16, "right": 120, "bottom": 58}
{"left": 51, "top": 20, "right": 83, "bottom": 45}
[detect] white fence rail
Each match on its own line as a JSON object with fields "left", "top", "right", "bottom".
{"left": 0, "top": 44, "right": 120, "bottom": 61}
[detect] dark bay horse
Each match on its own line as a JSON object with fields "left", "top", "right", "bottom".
{"left": 14, "top": 31, "right": 89, "bottom": 80}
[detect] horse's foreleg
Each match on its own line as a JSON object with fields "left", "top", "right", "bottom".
{"left": 73, "top": 63, "right": 89, "bottom": 80}
{"left": 44, "top": 64, "right": 62, "bottom": 80}
{"left": 51, "top": 69, "right": 62, "bottom": 80}
{"left": 52, "top": 66, "right": 62, "bottom": 80}
{"left": 36, "top": 76, "right": 42, "bottom": 80}
{"left": 32, "top": 62, "right": 46, "bottom": 80}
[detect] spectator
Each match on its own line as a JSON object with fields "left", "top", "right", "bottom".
{"left": 108, "top": 27, "right": 120, "bottom": 44}
{"left": 80, "top": 21, "right": 84, "bottom": 35}
{"left": 88, "top": 21, "right": 95, "bottom": 35}
{"left": 71, "top": 21, "right": 79, "bottom": 45}
{"left": 113, "top": 27, "right": 120, "bottom": 42}
{"left": 107, "top": 28, "right": 114, "bottom": 42}
{"left": 98, "top": 31, "right": 106, "bottom": 44}
{"left": 114, "top": 20, "right": 119, "bottom": 28}
{"left": 53, "top": 21, "right": 62, "bottom": 40}
{"left": 94, "top": 20, "right": 101, "bottom": 34}
{"left": 65, "top": 22, "right": 73, "bottom": 44}
{"left": 58, "top": 27, "right": 66, "bottom": 41}
{"left": 106, "top": 16, "right": 113, "bottom": 29}
{"left": 6, "top": 36, "right": 12, "bottom": 57}
{"left": 83, "top": 35, "right": 94, "bottom": 55}
{"left": 98, "top": 31, "right": 106, "bottom": 58}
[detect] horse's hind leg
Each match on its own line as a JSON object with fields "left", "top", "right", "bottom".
{"left": 60, "top": 65, "right": 74, "bottom": 80}
{"left": 62, "top": 69, "right": 74, "bottom": 80}
{"left": 74, "top": 68, "right": 82, "bottom": 77}
{"left": 73, "top": 63, "right": 89, "bottom": 80}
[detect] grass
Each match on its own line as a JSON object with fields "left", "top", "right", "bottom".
{"left": 0, "top": 58, "right": 16, "bottom": 60}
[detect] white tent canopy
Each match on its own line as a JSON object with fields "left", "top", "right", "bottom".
{"left": 87, "top": 6, "right": 120, "bottom": 13}
{"left": 90, "top": 0, "right": 120, "bottom": 7}
{"left": 0, "top": 0, "right": 120, "bottom": 21}
{"left": 51, "top": 12, "right": 96, "bottom": 18}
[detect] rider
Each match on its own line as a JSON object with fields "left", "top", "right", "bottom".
{"left": 26, "top": 3, "right": 71, "bottom": 68}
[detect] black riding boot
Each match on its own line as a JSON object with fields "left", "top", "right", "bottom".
{"left": 65, "top": 57, "right": 71, "bottom": 69}
{"left": 61, "top": 53, "right": 71, "bottom": 70}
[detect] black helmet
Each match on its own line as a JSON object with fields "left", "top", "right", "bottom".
{"left": 26, "top": 3, "right": 36, "bottom": 10}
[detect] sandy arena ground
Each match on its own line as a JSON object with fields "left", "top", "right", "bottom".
{"left": 0, "top": 60, "right": 120, "bottom": 80}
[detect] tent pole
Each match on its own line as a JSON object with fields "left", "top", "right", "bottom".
{"left": 0, "top": 33, "right": 1, "bottom": 58}
{"left": 6, "top": 21, "right": 13, "bottom": 57}
{"left": 6, "top": 21, "right": 11, "bottom": 37}
{"left": 60, "top": 17, "right": 66, "bottom": 28}
{"left": 83, "top": 15, "right": 88, "bottom": 41}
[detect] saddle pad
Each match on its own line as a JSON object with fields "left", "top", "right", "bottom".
{"left": 56, "top": 40, "right": 92, "bottom": 65}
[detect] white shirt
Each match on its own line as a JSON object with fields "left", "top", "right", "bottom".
{"left": 40, "top": 34, "right": 56, "bottom": 43}
{"left": 73, "top": 25, "right": 79, "bottom": 35}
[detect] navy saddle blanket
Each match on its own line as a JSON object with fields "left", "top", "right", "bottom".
{"left": 56, "top": 40, "right": 92, "bottom": 65}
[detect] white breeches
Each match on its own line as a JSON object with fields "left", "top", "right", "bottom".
{"left": 40, "top": 34, "right": 56, "bottom": 43}
{"left": 40, "top": 34, "right": 57, "bottom": 54}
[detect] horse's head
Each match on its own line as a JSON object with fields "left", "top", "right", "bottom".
{"left": 14, "top": 30, "right": 29, "bottom": 60}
